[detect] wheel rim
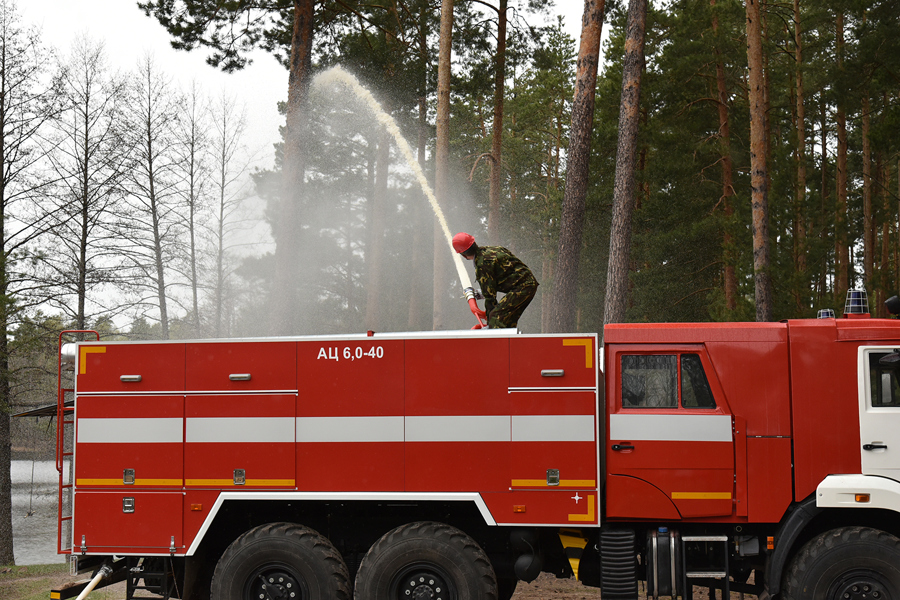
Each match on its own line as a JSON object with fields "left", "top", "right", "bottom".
{"left": 390, "top": 563, "right": 457, "bottom": 600}
{"left": 244, "top": 563, "right": 308, "bottom": 600}
{"left": 828, "top": 569, "right": 894, "bottom": 600}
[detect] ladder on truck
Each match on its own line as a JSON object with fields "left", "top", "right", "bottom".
{"left": 681, "top": 535, "right": 730, "bottom": 600}
{"left": 56, "top": 330, "right": 99, "bottom": 557}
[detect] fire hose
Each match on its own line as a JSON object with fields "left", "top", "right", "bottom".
{"left": 74, "top": 562, "right": 113, "bottom": 600}
{"left": 464, "top": 287, "right": 488, "bottom": 329}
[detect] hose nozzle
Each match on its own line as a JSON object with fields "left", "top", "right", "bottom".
{"left": 464, "top": 287, "right": 488, "bottom": 329}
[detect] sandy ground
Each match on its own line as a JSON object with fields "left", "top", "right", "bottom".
{"left": 2, "top": 567, "right": 597, "bottom": 600}
{"left": 3, "top": 564, "right": 747, "bottom": 600}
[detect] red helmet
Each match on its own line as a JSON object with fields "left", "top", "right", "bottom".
{"left": 452, "top": 232, "right": 475, "bottom": 254}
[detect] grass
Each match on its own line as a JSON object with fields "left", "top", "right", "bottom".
{"left": 0, "top": 563, "right": 124, "bottom": 600}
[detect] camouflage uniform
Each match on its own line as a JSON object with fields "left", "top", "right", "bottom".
{"left": 474, "top": 246, "right": 539, "bottom": 329}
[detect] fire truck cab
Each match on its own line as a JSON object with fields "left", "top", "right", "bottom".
{"left": 50, "top": 310, "right": 900, "bottom": 600}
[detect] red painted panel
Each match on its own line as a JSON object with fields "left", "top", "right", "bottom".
{"left": 747, "top": 436, "right": 793, "bottom": 522}
{"left": 706, "top": 341, "right": 791, "bottom": 436}
{"left": 186, "top": 394, "right": 295, "bottom": 418}
{"left": 511, "top": 442, "right": 597, "bottom": 487}
{"left": 606, "top": 440, "right": 733, "bottom": 518}
{"left": 183, "top": 490, "right": 219, "bottom": 550}
{"left": 605, "top": 474, "right": 681, "bottom": 520}
{"left": 509, "top": 337, "right": 597, "bottom": 388}
{"left": 510, "top": 391, "right": 598, "bottom": 488}
{"left": 73, "top": 491, "right": 183, "bottom": 551}
{"left": 482, "top": 490, "right": 599, "bottom": 526}
{"left": 788, "top": 321, "right": 861, "bottom": 501}
{"left": 186, "top": 341, "right": 296, "bottom": 391}
{"left": 510, "top": 390, "right": 597, "bottom": 416}
{"left": 297, "top": 340, "right": 404, "bottom": 417}
{"left": 185, "top": 443, "right": 295, "bottom": 488}
{"left": 77, "top": 342, "right": 185, "bottom": 392}
{"left": 75, "top": 395, "right": 183, "bottom": 488}
{"left": 406, "top": 442, "right": 508, "bottom": 492}
{"left": 185, "top": 395, "right": 295, "bottom": 488}
{"left": 297, "top": 442, "right": 404, "bottom": 491}
{"left": 405, "top": 338, "right": 509, "bottom": 416}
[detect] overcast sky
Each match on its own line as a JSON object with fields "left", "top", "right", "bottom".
{"left": 20, "top": 0, "right": 591, "bottom": 172}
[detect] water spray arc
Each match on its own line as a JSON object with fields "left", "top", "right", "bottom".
{"left": 313, "top": 67, "right": 487, "bottom": 328}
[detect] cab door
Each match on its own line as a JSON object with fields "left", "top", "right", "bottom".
{"left": 860, "top": 347, "right": 900, "bottom": 481}
{"left": 606, "top": 346, "right": 735, "bottom": 519}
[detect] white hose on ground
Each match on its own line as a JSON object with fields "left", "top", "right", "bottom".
{"left": 74, "top": 564, "right": 112, "bottom": 600}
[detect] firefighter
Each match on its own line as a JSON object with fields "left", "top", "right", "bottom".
{"left": 453, "top": 232, "right": 538, "bottom": 329}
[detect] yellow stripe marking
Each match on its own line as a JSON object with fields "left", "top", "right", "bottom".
{"left": 76, "top": 478, "right": 182, "bottom": 486}
{"left": 671, "top": 492, "right": 732, "bottom": 500}
{"left": 563, "top": 339, "right": 593, "bottom": 368}
{"left": 511, "top": 479, "right": 596, "bottom": 488}
{"left": 558, "top": 530, "right": 589, "bottom": 579}
{"left": 79, "top": 346, "right": 106, "bottom": 374}
{"left": 51, "top": 593, "right": 61, "bottom": 599}
{"left": 568, "top": 494, "right": 596, "bottom": 522}
{"left": 186, "top": 479, "right": 296, "bottom": 487}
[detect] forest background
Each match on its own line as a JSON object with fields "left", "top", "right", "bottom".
{"left": 2, "top": 0, "right": 899, "bottom": 564}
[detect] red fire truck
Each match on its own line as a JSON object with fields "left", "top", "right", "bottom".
{"left": 49, "top": 298, "right": 900, "bottom": 600}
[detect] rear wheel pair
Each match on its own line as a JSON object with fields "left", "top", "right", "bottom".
{"left": 210, "top": 521, "right": 499, "bottom": 600}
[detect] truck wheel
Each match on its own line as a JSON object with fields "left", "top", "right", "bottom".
{"left": 210, "top": 522, "right": 351, "bottom": 600}
{"left": 353, "top": 521, "right": 498, "bottom": 600}
{"left": 782, "top": 526, "right": 900, "bottom": 600}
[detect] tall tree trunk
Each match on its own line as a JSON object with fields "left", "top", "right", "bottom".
{"left": 408, "top": 93, "right": 429, "bottom": 330}
{"left": 408, "top": 9, "right": 430, "bottom": 331}
{"left": 603, "top": 0, "right": 647, "bottom": 326}
{"left": 712, "top": 0, "right": 737, "bottom": 312}
{"left": 834, "top": 11, "right": 849, "bottom": 303}
{"left": 746, "top": 0, "right": 773, "bottom": 321}
{"left": 0, "top": 34, "right": 10, "bottom": 563}
{"left": 550, "top": 0, "right": 605, "bottom": 332}
{"left": 879, "top": 156, "right": 889, "bottom": 316}
{"left": 272, "top": 0, "right": 313, "bottom": 335}
{"left": 793, "top": 0, "right": 807, "bottom": 311}
{"left": 487, "top": 0, "right": 508, "bottom": 244}
{"left": 862, "top": 93, "right": 873, "bottom": 289}
{"left": 433, "top": 0, "right": 453, "bottom": 330}
{"left": 366, "top": 129, "right": 391, "bottom": 330}
{"left": 819, "top": 96, "right": 828, "bottom": 302}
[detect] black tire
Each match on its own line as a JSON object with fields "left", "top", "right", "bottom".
{"left": 210, "top": 522, "right": 351, "bottom": 600}
{"left": 782, "top": 526, "right": 900, "bottom": 600}
{"left": 353, "top": 521, "right": 498, "bottom": 600}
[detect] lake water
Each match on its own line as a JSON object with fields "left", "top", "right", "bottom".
{"left": 11, "top": 460, "right": 67, "bottom": 565}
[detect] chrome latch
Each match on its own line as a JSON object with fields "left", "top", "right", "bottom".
{"left": 123, "top": 469, "right": 135, "bottom": 485}
{"left": 120, "top": 375, "right": 142, "bottom": 382}
{"left": 234, "top": 469, "right": 246, "bottom": 485}
{"left": 547, "top": 469, "right": 560, "bottom": 486}
{"left": 229, "top": 373, "right": 251, "bottom": 381}
{"left": 169, "top": 536, "right": 176, "bottom": 554}
{"left": 123, "top": 497, "right": 135, "bottom": 513}
{"left": 541, "top": 369, "right": 565, "bottom": 377}
{"left": 80, "top": 535, "right": 87, "bottom": 555}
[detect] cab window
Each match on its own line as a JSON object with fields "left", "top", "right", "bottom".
{"left": 869, "top": 352, "right": 900, "bottom": 408}
{"left": 621, "top": 353, "right": 717, "bottom": 409}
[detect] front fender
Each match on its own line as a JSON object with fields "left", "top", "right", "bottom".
{"left": 817, "top": 474, "right": 900, "bottom": 512}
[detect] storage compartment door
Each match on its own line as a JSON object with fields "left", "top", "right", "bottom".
{"left": 185, "top": 394, "right": 295, "bottom": 489}
{"left": 73, "top": 491, "right": 183, "bottom": 554}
